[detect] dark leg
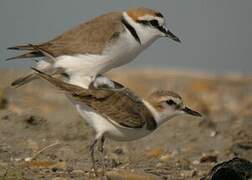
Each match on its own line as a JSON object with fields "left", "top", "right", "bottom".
{"left": 98, "top": 136, "right": 105, "bottom": 154}
{"left": 89, "top": 138, "right": 98, "bottom": 175}
{"left": 98, "top": 136, "right": 106, "bottom": 175}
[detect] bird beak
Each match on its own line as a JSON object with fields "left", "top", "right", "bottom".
{"left": 165, "top": 29, "right": 181, "bottom": 43}
{"left": 157, "top": 26, "right": 181, "bottom": 43}
{"left": 182, "top": 107, "right": 202, "bottom": 117}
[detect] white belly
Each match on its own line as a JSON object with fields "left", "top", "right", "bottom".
{"left": 71, "top": 99, "right": 152, "bottom": 141}
{"left": 53, "top": 30, "right": 151, "bottom": 85}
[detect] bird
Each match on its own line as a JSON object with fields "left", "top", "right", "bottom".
{"left": 7, "top": 7, "right": 181, "bottom": 89}
{"left": 32, "top": 68, "right": 201, "bottom": 174}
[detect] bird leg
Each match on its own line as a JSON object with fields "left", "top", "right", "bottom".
{"left": 98, "top": 136, "right": 106, "bottom": 175}
{"left": 89, "top": 138, "right": 98, "bottom": 176}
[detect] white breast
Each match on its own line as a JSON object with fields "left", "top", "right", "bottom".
{"left": 53, "top": 26, "right": 157, "bottom": 87}
{"left": 100, "top": 29, "right": 142, "bottom": 73}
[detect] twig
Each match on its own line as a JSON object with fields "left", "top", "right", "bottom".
{"left": 25, "top": 141, "right": 61, "bottom": 161}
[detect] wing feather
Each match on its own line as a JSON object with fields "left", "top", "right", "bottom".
{"left": 33, "top": 69, "right": 156, "bottom": 129}
{"left": 8, "top": 12, "right": 124, "bottom": 60}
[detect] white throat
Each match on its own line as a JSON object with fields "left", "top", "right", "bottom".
{"left": 142, "top": 100, "right": 180, "bottom": 127}
{"left": 142, "top": 100, "right": 163, "bottom": 126}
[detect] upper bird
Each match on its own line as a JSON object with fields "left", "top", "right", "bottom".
{"left": 8, "top": 7, "right": 181, "bottom": 88}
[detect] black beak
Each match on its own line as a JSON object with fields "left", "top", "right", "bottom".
{"left": 165, "top": 29, "right": 181, "bottom": 43}
{"left": 182, "top": 107, "right": 202, "bottom": 117}
{"left": 158, "top": 26, "right": 181, "bottom": 43}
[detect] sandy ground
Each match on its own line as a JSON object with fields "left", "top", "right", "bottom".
{"left": 0, "top": 69, "right": 251, "bottom": 179}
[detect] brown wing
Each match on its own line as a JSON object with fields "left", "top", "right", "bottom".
{"left": 75, "top": 87, "right": 156, "bottom": 129}
{"left": 33, "top": 69, "right": 156, "bottom": 129}
{"left": 85, "top": 89, "right": 147, "bottom": 129}
{"left": 7, "top": 12, "right": 125, "bottom": 60}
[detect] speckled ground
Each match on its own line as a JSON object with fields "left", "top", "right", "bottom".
{"left": 0, "top": 69, "right": 251, "bottom": 179}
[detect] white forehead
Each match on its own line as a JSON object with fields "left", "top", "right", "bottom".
{"left": 138, "top": 15, "right": 165, "bottom": 25}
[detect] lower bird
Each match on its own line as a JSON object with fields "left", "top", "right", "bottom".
{"left": 32, "top": 68, "right": 201, "bottom": 175}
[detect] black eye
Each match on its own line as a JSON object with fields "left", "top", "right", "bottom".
{"left": 155, "top": 12, "right": 164, "bottom": 18}
{"left": 166, "top": 100, "right": 176, "bottom": 105}
{"left": 150, "top": 20, "right": 159, "bottom": 27}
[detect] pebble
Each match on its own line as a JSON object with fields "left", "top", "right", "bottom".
{"left": 72, "top": 169, "right": 85, "bottom": 174}
{"left": 159, "top": 154, "right": 172, "bottom": 162}
{"left": 192, "top": 160, "right": 200, "bottom": 165}
{"left": 210, "top": 131, "right": 217, "bottom": 137}
{"left": 200, "top": 154, "right": 218, "bottom": 163}
{"left": 155, "top": 162, "right": 163, "bottom": 168}
{"left": 180, "top": 170, "right": 197, "bottom": 177}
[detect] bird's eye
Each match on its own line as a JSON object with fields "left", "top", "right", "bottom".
{"left": 150, "top": 20, "right": 159, "bottom": 27}
{"left": 166, "top": 99, "right": 176, "bottom": 105}
{"left": 155, "top": 12, "right": 164, "bottom": 18}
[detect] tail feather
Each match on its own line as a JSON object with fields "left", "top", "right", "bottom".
{"left": 7, "top": 44, "right": 35, "bottom": 51}
{"left": 6, "top": 51, "right": 44, "bottom": 61}
{"left": 7, "top": 44, "right": 55, "bottom": 63}
{"left": 12, "top": 67, "right": 66, "bottom": 88}
{"left": 32, "top": 68, "right": 113, "bottom": 99}
{"left": 31, "top": 68, "right": 84, "bottom": 93}
{"left": 11, "top": 73, "right": 38, "bottom": 88}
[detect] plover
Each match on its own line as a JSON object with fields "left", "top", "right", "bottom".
{"left": 32, "top": 68, "right": 201, "bottom": 173}
{"left": 8, "top": 7, "right": 181, "bottom": 88}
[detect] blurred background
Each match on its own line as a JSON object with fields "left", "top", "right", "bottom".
{"left": 0, "top": 1, "right": 252, "bottom": 179}
{"left": 1, "top": 0, "right": 252, "bottom": 74}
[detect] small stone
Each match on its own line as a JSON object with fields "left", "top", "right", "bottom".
{"left": 192, "top": 160, "right": 200, "bottom": 165}
{"left": 180, "top": 170, "right": 197, "bottom": 177}
{"left": 200, "top": 154, "right": 217, "bottom": 163}
{"left": 159, "top": 154, "right": 172, "bottom": 162}
{"left": 15, "top": 158, "right": 22, "bottom": 162}
{"left": 72, "top": 169, "right": 84, "bottom": 174}
{"left": 24, "top": 157, "right": 32, "bottom": 162}
{"left": 51, "top": 167, "right": 58, "bottom": 172}
{"left": 156, "top": 162, "right": 163, "bottom": 168}
{"left": 210, "top": 131, "right": 217, "bottom": 137}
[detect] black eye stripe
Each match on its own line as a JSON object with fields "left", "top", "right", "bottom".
{"left": 137, "top": 19, "right": 159, "bottom": 27}
{"left": 166, "top": 100, "right": 181, "bottom": 109}
{"left": 137, "top": 20, "right": 149, "bottom": 26}
{"left": 150, "top": 20, "right": 159, "bottom": 27}
{"left": 137, "top": 19, "right": 166, "bottom": 34}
